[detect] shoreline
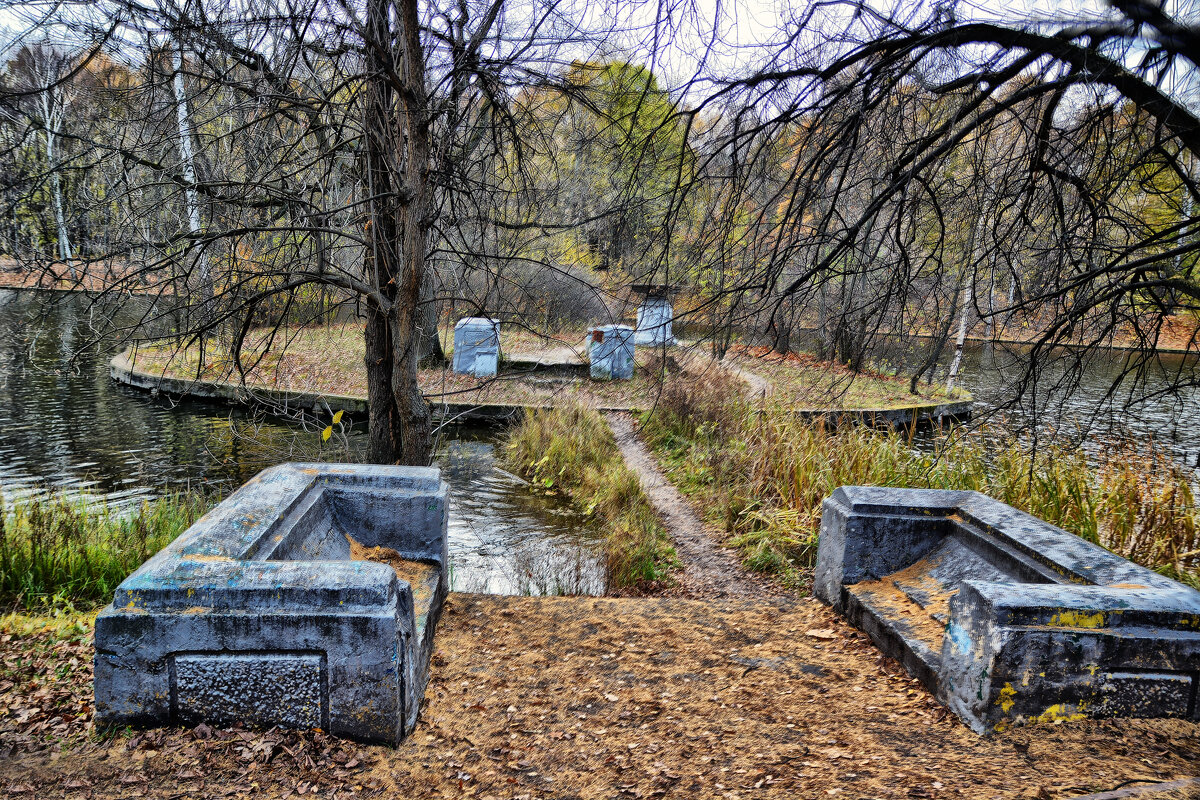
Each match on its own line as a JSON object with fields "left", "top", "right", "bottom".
{"left": 110, "top": 348, "right": 975, "bottom": 427}
{"left": 0, "top": 276, "right": 174, "bottom": 299}
{"left": 756, "top": 324, "right": 1200, "bottom": 357}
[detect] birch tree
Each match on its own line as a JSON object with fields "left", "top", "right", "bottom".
{"left": 8, "top": 43, "right": 77, "bottom": 270}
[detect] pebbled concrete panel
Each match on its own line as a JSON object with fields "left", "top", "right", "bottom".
{"left": 453, "top": 317, "right": 501, "bottom": 377}
{"left": 815, "top": 486, "right": 1200, "bottom": 733}
{"left": 93, "top": 463, "right": 449, "bottom": 744}
{"left": 172, "top": 652, "right": 326, "bottom": 729}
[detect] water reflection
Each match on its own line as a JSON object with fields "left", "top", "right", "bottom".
{"left": 439, "top": 436, "right": 604, "bottom": 595}
{"left": 955, "top": 342, "right": 1200, "bottom": 469}
{"left": 0, "top": 288, "right": 604, "bottom": 595}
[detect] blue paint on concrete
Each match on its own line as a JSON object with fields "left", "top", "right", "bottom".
{"left": 589, "top": 325, "right": 635, "bottom": 380}
{"left": 634, "top": 297, "right": 675, "bottom": 346}
{"left": 815, "top": 487, "right": 1200, "bottom": 733}
{"left": 93, "top": 463, "right": 449, "bottom": 745}
{"left": 453, "top": 318, "right": 501, "bottom": 378}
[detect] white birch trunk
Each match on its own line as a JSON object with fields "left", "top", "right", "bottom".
{"left": 947, "top": 281, "right": 971, "bottom": 392}
{"left": 40, "top": 91, "right": 72, "bottom": 269}
{"left": 173, "top": 46, "right": 211, "bottom": 306}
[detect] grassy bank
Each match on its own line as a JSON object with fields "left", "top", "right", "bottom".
{"left": 0, "top": 492, "right": 212, "bottom": 612}
{"left": 728, "top": 345, "right": 964, "bottom": 408}
{"left": 640, "top": 373, "right": 1200, "bottom": 589}
{"left": 126, "top": 323, "right": 967, "bottom": 416}
{"left": 505, "top": 405, "right": 676, "bottom": 591}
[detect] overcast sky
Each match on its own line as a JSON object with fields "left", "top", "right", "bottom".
{"left": 3, "top": 0, "right": 1199, "bottom": 101}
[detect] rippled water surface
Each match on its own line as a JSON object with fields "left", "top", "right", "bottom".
{"left": 955, "top": 343, "right": 1200, "bottom": 469}
{"left": 0, "top": 288, "right": 604, "bottom": 595}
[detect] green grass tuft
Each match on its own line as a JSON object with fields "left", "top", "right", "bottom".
{"left": 0, "top": 491, "right": 213, "bottom": 612}
{"left": 505, "top": 405, "right": 676, "bottom": 591}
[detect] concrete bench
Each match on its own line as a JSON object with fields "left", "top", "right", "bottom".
{"left": 589, "top": 325, "right": 635, "bottom": 380}
{"left": 815, "top": 487, "right": 1200, "bottom": 733}
{"left": 453, "top": 317, "right": 501, "bottom": 377}
{"left": 94, "top": 463, "right": 449, "bottom": 745}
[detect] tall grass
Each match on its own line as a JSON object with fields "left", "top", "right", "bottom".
{"left": 0, "top": 492, "right": 212, "bottom": 611}
{"left": 641, "top": 373, "right": 1200, "bottom": 589}
{"left": 505, "top": 405, "right": 676, "bottom": 591}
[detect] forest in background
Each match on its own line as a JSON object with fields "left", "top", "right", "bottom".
{"left": 2, "top": 0, "right": 1200, "bottom": 456}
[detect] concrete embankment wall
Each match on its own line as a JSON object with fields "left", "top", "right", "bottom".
{"left": 111, "top": 349, "right": 972, "bottom": 428}
{"left": 110, "top": 350, "right": 539, "bottom": 424}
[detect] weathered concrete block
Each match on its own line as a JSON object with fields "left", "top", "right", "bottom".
{"left": 93, "top": 463, "right": 449, "bottom": 744}
{"left": 589, "top": 325, "right": 635, "bottom": 380}
{"left": 634, "top": 297, "right": 675, "bottom": 346}
{"left": 815, "top": 487, "right": 1200, "bottom": 733}
{"left": 453, "top": 317, "right": 500, "bottom": 377}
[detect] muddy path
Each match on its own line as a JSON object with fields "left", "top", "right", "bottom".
{"left": 604, "top": 411, "right": 780, "bottom": 599}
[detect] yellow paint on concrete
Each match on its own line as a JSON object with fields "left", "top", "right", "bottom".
{"left": 997, "top": 683, "right": 1017, "bottom": 713}
{"left": 1035, "top": 703, "right": 1088, "bottom": 725}
{"left": 1048, "top": 610, "right": 1106, "bottom": 629}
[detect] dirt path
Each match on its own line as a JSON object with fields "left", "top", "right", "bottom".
{"left": 604, "top": 411, "right": 777, "bottom": 599}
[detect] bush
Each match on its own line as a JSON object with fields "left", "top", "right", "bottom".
{"left": 640, "top": 378, "right": 1200, "bottom": 589}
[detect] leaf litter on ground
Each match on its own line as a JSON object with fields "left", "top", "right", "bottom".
{"left": 2, "top": 595, "right": 1199, "bottom": 799}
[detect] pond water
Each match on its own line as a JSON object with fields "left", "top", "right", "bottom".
{"left": 0, "top": 289, "right": 604, "bottom": 596}
{"left": 767, "top": 326, "right": 1200, "bottom": 470}
{"left": 953, "top": 342, "right": 1200, "bottom": 470}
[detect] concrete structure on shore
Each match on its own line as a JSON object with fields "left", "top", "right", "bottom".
{"left": 589, "top": 325, "right": 635, "bottom": 380}
{"left": 93, "top": 463, "right": 449, "bottom": 744}
{"left": 453, "top": 317, "right": 501, "bottom": 378}
{"left": 815, "top": 487, "right": 1200, "bottom": 733}
{"left": 634, "top": 296, "right": 675, "bottom": 347}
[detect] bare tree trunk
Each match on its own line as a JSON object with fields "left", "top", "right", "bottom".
{"left": 362, "top": 0, "right": 433, "bottom": 466}
{"left": 983, "top": 267, "right": 995, "bottom": 340}
{"left": 173, "top": 44, "right": 212, "bottom": 314}
{"left": 41, "top": 103, "right": 73, "bottom": 274}
{"left": 947, "top": 281, "right": 972, "bottom": 392}
{"left": 364, "top": 300, "right": 399, "bottom": 461}
{"left": 417, "top": 268, "right": 444, "bottom": 366}
{"left": 49, "top": 163, "right": 71, "bottom": 263}
{"left": 1175, "top": 153, "right": 1194, "bottom": 280}
{"left": 816, "top": 282, "right": 828, "bottom": 360}
{"left": 770, "top": 297, "right": 793, "bottom": 354}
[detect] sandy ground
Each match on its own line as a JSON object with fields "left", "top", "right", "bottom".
{"left": 3, "top": 593, "right": 1199, "bottom": 800}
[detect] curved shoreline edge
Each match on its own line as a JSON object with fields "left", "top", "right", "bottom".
{"left": 110, "top": 350, "right": 536, "bottom": 423}
{"left": 110, "top": 349, "right": 973, "bottom": 427}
